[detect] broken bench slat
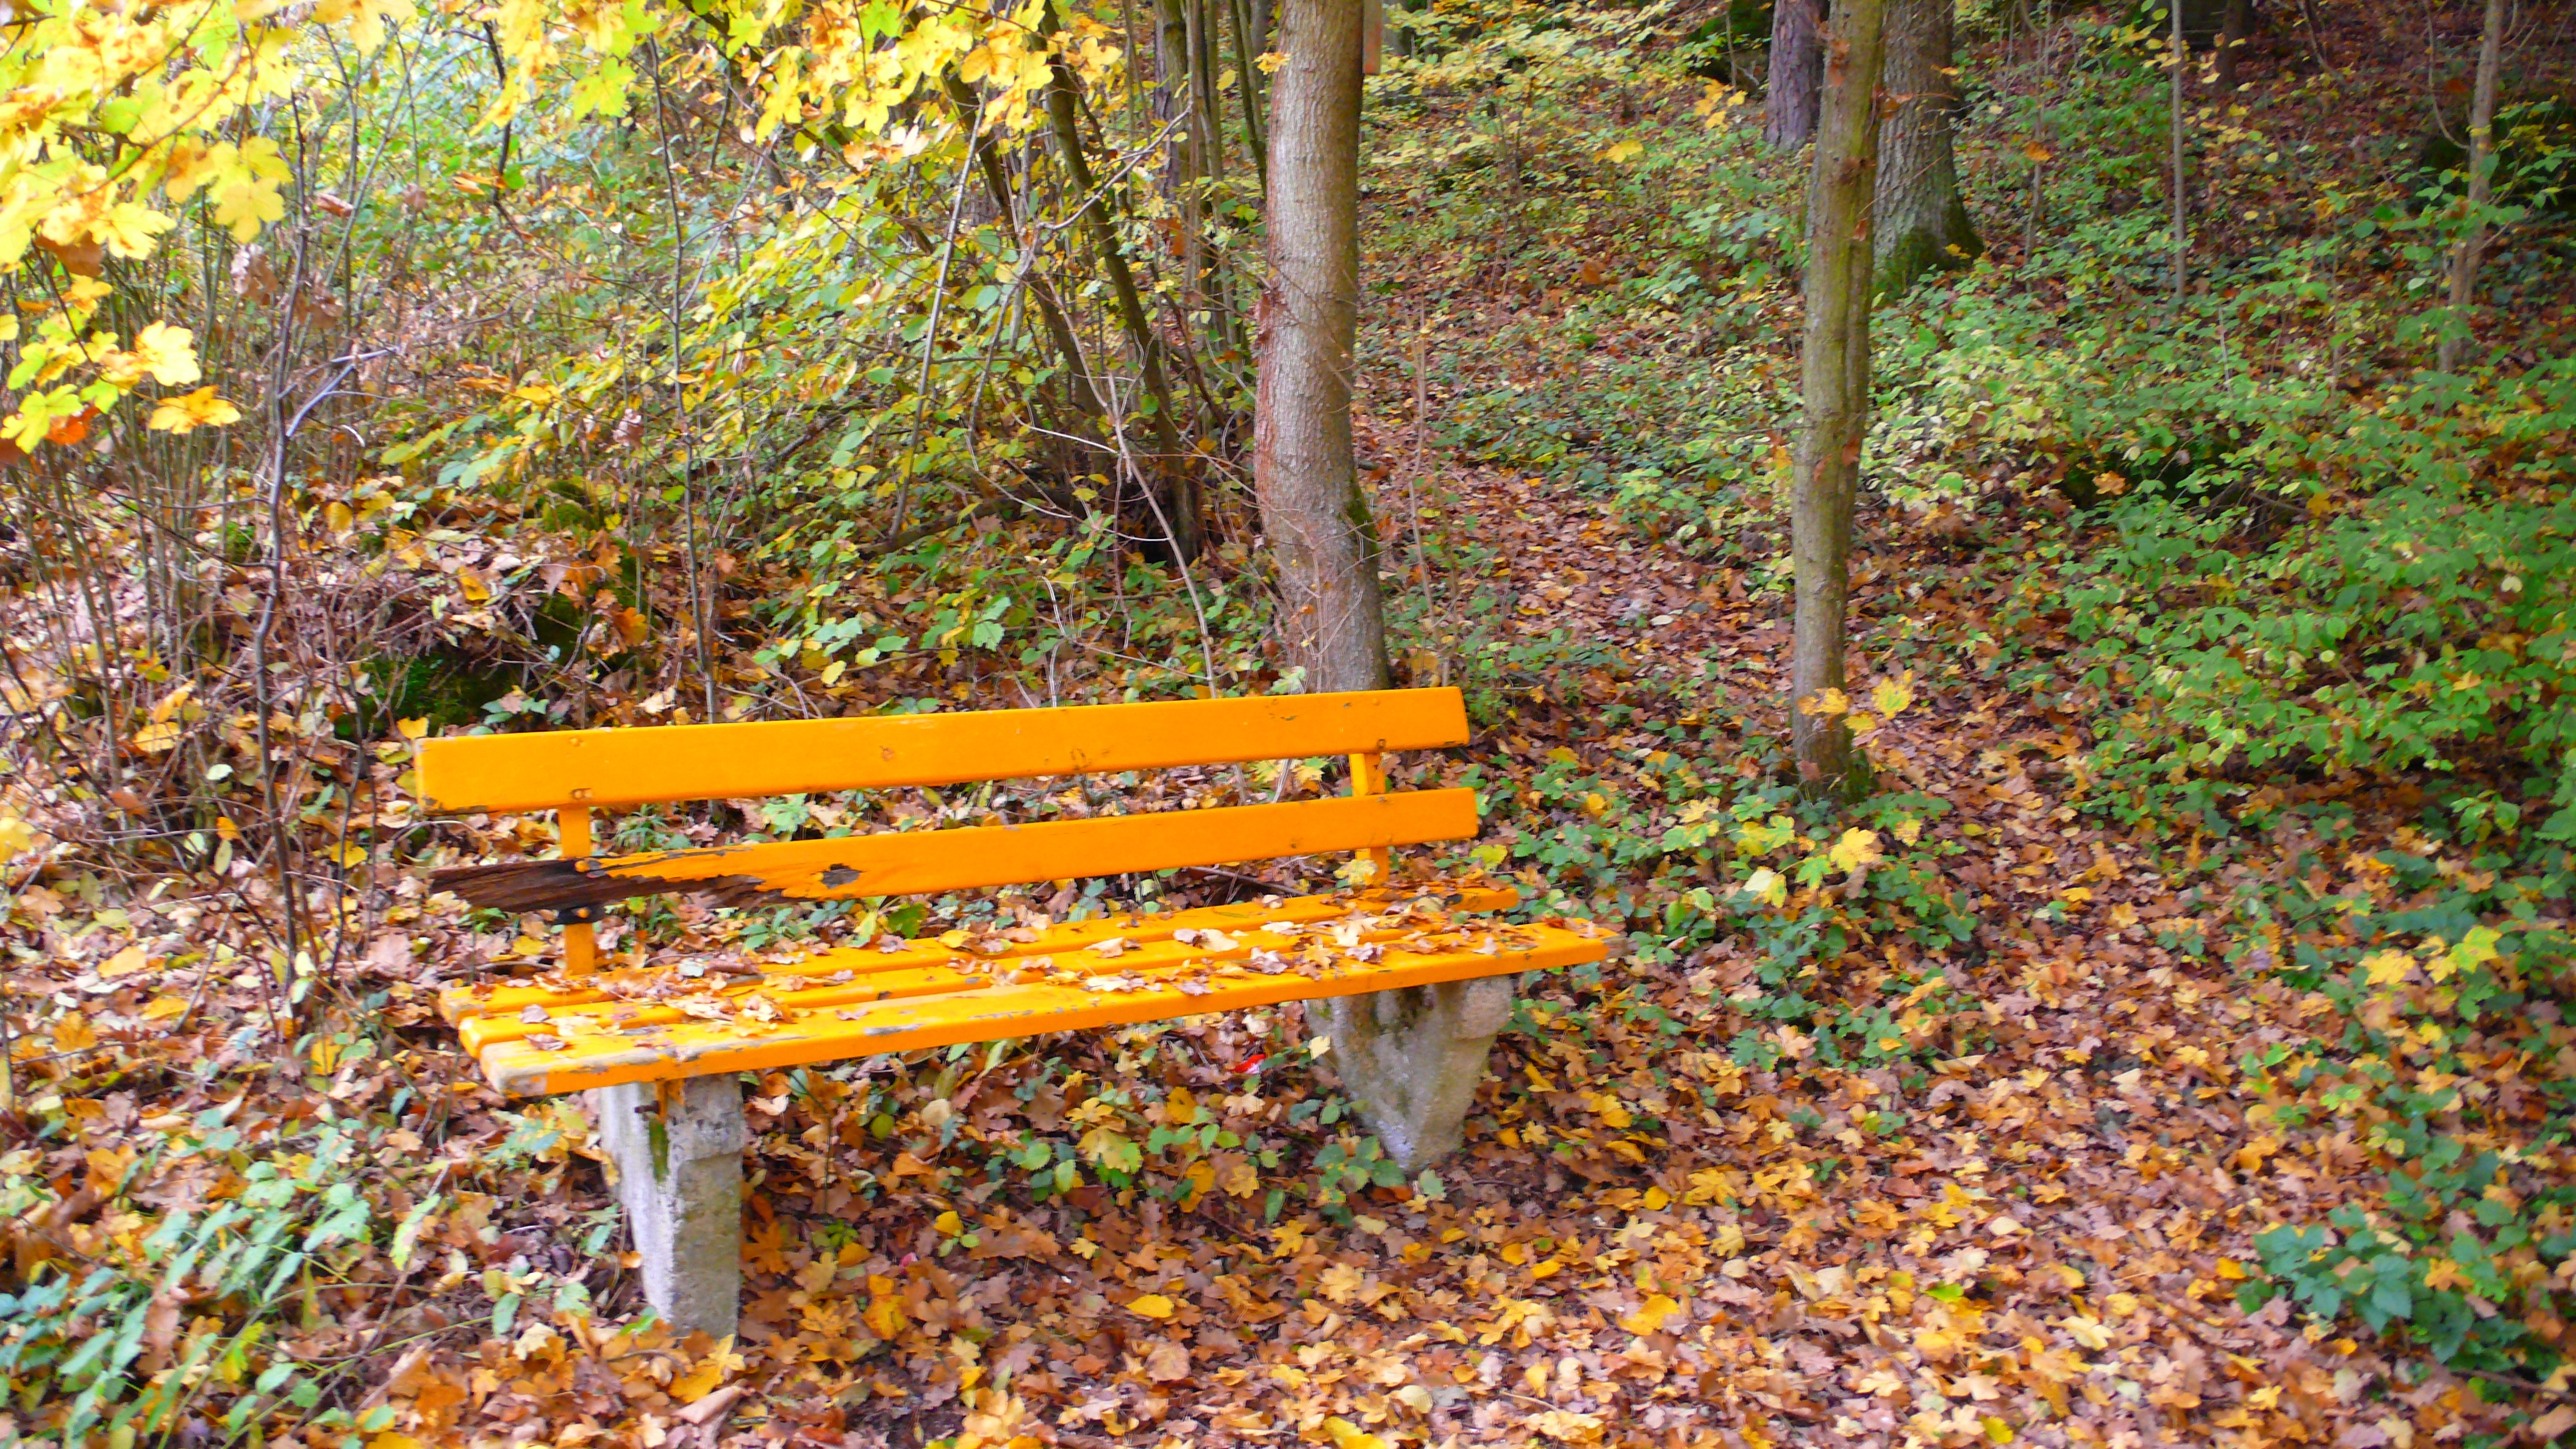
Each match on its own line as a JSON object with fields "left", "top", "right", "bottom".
{"left": 470, "top": 916, "right": 1606, "bottom": 1094}
{"left": 447, "top": 887, "right": 1537, "bottom": 1054}
{"left": 417, "top": 688, "right": 1472, "bottom": 813}
{"left": 431, "top": 789, "right": 1480, "bottom": 912}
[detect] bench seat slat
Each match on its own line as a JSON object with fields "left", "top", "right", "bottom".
{"left": 438, "top": 886, "right": 1523, "bottom": 1023}
{"left": 418, "top": 689, "right": 1471, "bottom": 813}
{"left": 448, "top": 887, "right": 1532, "bottom": 1053}
{"left": 465, "top": 918, "right": 1609, "bottom": 1095}
{"left": 432, "top": 790, "right": 1478, "bottom": 912}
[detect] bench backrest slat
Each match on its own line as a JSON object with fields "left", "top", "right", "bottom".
{"left": 435, "top": 789, "right": 1479, "bottom": 912}
{"left": 419, "top": 689, "right": 1469, "bottom": 813}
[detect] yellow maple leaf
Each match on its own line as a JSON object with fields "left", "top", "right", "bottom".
{"left": 148, "top": 387, "right": 241, "bottom": 434}
{"left": 2059, "top": 1315, "right": 2111, "bottom": 1349}
{"left": 128, "top": 322, "right": 199, "bottom": 387}
{"left": 1829, "top": 828, "right": 1883, "bottom": 874}
{"left": 1801, "top": 687, "right": 1850, "bottom": 718}
{"left": 2360, "top": 951, "right": 2414, "bottom": 988}
{"left": 1741, "top": 867, "right": 1786, "bottom": 907}
{"left": 1323, "top": 1419, "right": 1389, "bottom": 1449}
{"left": 96, "top": 201, "right": 176, "bottom": 261}
{"left": 1873, "top": 673, "right": 1916, "bottom": 717}
{"left": 1619, "top": 1293, "right": 1680, "bottom": 1334}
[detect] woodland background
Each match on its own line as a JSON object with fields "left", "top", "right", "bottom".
{"left": 2, "top": 0, "right": 2575, "bottom": 1446}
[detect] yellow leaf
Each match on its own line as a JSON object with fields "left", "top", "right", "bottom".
{"left": 131, "top": 719, "right": 182, "bottom": 754}
{"left": 311, "top": 1036, "right": 344, "bottom": 1072}
{"left": 1873, "top": 674, "right": 1916, "bottom": 717}
{"left": 458, "top": 569, "right": 490, "bottom": 603}
{"left": 148, "top": 387, "right": 241, "bottom": 434}
{"left": 53, "top": 1014, "right": 99, "bottom": 1053}
{"left": 126, "top": 322, "right": 201, "bottom": 387}
{"left": 1323, "top": 1418, "right": 1388, "bottom": 1449}
{"left": 326, "top": 501, "right": 355, "bottom": 534}
{"left": 1336, "top": 854, "right": 1381, "bottom": 886}
{"left": 1893, "top": 817, "right": 1923, "bottom": 846}
{"left": 2022, "top": 141, "right": 2054, "bottom": 163}
{"left": 1620, "top": 1293, "right": 1681, "bottom": 1334}
{"left": 2361, "top": 951, "right": 2414, "bottom": 988}
{"left": 1741, "top": 867, "right": 1787, "bottom": 907}
{"left": 864, "top": 1291, "right": 907, "bottom": 1339}
{"left": 2060, "top": 1315, "right": 2111, "bottom": 1350}
{"left": 99, "top": 945, "right": 151, "bottom": 978}
{"left": 1829, "top": 828, "right": 1884, "bottom": 874}
{"left": 1642, "top": 1185, "right": 1670, "bottom": 1211}
{"left": 1599, "top": 138, "right": 1644, "bottom": 164}
{"left": 934, "top": 1210, "right": 964, "bottom": 1237}
{"left": 142, "top": 995, "right": 189, "bottom": 1021}
{"left": 1127, "top": 1293, "right": 1176, "bottom": 1320}
{"left": 396, "top": 717, "right": 429, "bottom": 740}
{"left": 1983, "top": 1416, "right": 2016, "bottom": 1444}
{"left": 1801, "top": 687, "right": 1850, "bottom": 718}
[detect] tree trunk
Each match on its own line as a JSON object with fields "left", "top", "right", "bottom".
{"left": 1043, "top": 47, "right": 1204, "bottom": 559}
{"left": 1256, "top": 0, "right": 1389, "bottom": 693}
{"left": 2169, "top": 0, "right": 2188, "bottom": 313}
{"left": 1766, "top": 0, "right": 1825, "bottom": 149}
{"left": 2215, "top": 0, "right": 2253, "bottom": 91}
{"left": 1789, "top": 0, "right": 1884, "bottom": 798}
{"left": 1873, "top": 0, "right": 1980, "bottom": 294}
{"left": 2439, "top": 0, "right": 2505, "bottom": 374}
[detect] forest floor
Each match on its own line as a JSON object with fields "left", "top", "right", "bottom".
{"left": 7, "top": 7, "right": 2572, "bottom": 1449}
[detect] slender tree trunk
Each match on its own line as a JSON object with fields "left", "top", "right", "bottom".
{"left": 1873, "top": 0, "right": 1981, "bottom": 294}
{"left": 1043, "top": 48, "right": 1204, "bottom": 558}
{"left": 1789, "top": 0, "right": 1885, "bottom": 798}
{"left": 1233, "top": 0, "right": 1270, "bottom": 190}
{"left": 1766, "top": 0, "right": 1825, "bottom": 149}
{"left": 2439, "top": 0, "right": 2505, "bottom": 373}
{"left": 2169, "top": 0, "right": 2189, "bottom": 313}
{"left": 946, "top": 74, "right": 1104, "bottom": 421}
{"left": 1256, "top": 0, "right": 1389, "bottom": 692}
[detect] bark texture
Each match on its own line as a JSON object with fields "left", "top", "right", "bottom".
{"left": 2215, "top": 0, "right": 2253, "bottom": 91}
{"left": 2439, "top": 0, "right": 2505, "bottom": 373}
{"left": 1765, "top": 0, "right": 1825, "bottom": 149}
{"left": 1256, "top": 0, "right": 1390, "bottom": 693}
{"left": 1789, "top": 0, "right": 1885, "bottom": 798}
{"left": 1873, "top": 0, "right": 1980, "bottom": 295}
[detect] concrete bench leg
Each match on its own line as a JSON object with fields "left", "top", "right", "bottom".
{"left": 1317, "top": 975, "right": 1515, "bottom": 1176}
{"left": 590, "top": 1075, "right": 745, "bottom": 1337}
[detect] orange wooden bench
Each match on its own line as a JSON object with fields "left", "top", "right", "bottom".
{"left": 418, "top": 689, "right": 1609, "bottom": 1333}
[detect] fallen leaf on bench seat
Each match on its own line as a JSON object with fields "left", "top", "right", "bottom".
{"left": 1087, "top": 937, "right": 1131, "bottom": 959}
